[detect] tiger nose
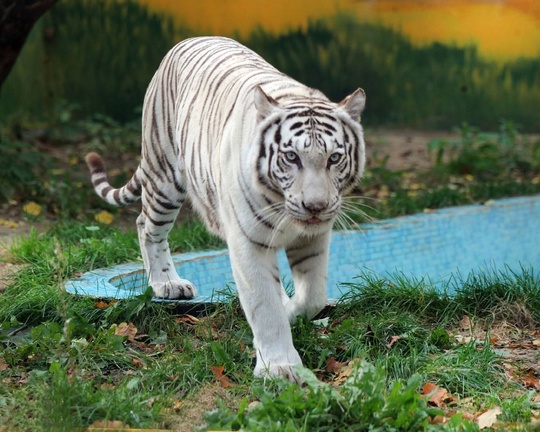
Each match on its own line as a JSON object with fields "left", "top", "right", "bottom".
{"left": 302, "top": 200, "right": 328, "bottom": 214}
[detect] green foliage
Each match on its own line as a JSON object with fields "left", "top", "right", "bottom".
{"left": 428, "top": 121, "right": 540, "bottom": 179}
{"left": 30, "top": 360, "right": 162, "bottom": 431}
{"left": 1, "top": 222, "right": 539, "bottom": 430}
{"left": 453, "top": 266, "right": 540, "bottom": 323}
{"left": 0, "top": 135, "right": 46, "bottom": 201}
{"left": 205, "top": 361, "right": 470, "bottom": 431}
{"left": 245, "top": 16, "right": 540, "bottom": 130}
{"left": 500, "top": 391, "right": 534, "bottom": 423}
{"left": 352, "top": 121, "right": 540, "bottom": 223}
{"left": 1, "top": 0, "right": 186, "bottom": 122}
{"left": 2, "top": 4, "right": 540, "bottom": 129}
{"left": 425, "top": 341, "right": 504, "bottom": 396}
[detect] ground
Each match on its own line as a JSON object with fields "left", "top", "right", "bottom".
{"left": 2, "top": 129, "right": 540, "bottom": 430}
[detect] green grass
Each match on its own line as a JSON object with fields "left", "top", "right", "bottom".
{"left": 1, "top": 221, "right": 539, "bottom": 430}
{"left": 1, "top": 119, "right": 539, "bottom": 429}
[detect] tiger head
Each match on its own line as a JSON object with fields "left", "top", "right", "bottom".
{"left": 253, "top": 86, "right": 366, "bottom": 233}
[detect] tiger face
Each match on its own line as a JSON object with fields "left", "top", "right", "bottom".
{"left": 253, "top": 86, "right": 366, "bottom": 233}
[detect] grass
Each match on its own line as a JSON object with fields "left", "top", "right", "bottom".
{"left": 0, "top": 117, "right": 540, "bottom": 429}
{"left": 1, "top": 221, "right": 540, "bottom": 430}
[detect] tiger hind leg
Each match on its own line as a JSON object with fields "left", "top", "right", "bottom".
{"left": 137, "top": 184, "right": 196, "bottom": 299}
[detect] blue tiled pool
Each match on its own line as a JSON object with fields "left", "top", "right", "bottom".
{"left": 65, "top": 195, "right": 540, "bottom": 303}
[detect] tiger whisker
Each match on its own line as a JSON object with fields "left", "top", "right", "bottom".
{"left": 339, "top": 202, "right": 375, "bottom": 224}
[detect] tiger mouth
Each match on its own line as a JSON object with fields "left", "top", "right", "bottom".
{"left": 292, "top": 215, "right": 333, "bottom": 226}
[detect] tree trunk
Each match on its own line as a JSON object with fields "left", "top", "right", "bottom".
{"left": 0, "top": 0, "right": 58, "bottom": 90}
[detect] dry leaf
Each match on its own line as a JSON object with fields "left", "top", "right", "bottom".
{"left": 176, "top": 315, "right": 199, "bottom": 325}
{"left": 422, "top": 382, "right": 451, "bottom": 407}
{"left": 523, "top": 374, "right": 540, "bottom": 390}
{"left": 326, "top": 357, "right": 348, "bottom": 374}
{"left": 476, "top": 407, "right": 502, "bottom": 429}
{"left": 112, "top": 322, "right": 137, "bottom": 342}
{"left": 386, "top": 335, "right": 401, "bottom": 349}
{"left": 131, "top": 358, "right": 144, "bottom": 369}
{"left": 0, "top": 358, "right": 8, "bottom": 371}
{"left": 332, "top": 360, "right": 358, "bottom": 386}
{"left": 88, "top": 419, "right": 130, "bottom": 429}
{"left": 532, "top": 338, "right": 540, "bottom": 347}
{"left": 210, "top": 365, "right": 235, "bottom": 388}
{"left": 454, "top": 335, "right": 473, "bottom": 344}
{"left": 459, "top": 315, "right": 473, "bottom": 329}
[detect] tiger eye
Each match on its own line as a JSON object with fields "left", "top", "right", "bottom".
{"left": 329, "top": 153, "right": 341, "bottom": 163}
{"left": 286, "top": 151, "right": 299, "bottom": 162}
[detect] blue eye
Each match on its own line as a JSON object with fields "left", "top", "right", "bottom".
{"left": 329, "top": 153, "right": 341, "bottom": 164}
{"left": 286, "top": 151, "right": 299, "bottom": 162}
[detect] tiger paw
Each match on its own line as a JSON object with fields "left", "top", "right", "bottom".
{"left": 253, "top": 348, "right": 303, "bottom": 383}
{"left": 254, "top": 362, "right": 303, "bottom": 383}
{"left": 152, "top": 279, "right": 197, "bottom": 299}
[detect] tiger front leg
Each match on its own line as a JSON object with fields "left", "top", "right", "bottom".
{"left": 285, "top": 231, "right": 331, "bottom": 324}
{"left": 137, "top": 208, "right": 197, "bottom": 300}
{"left": 227, "top": 237, "right": 303, "bottom": 382}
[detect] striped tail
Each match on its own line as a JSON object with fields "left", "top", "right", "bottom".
{"left": 85, "top": 152, "right": 142, "bottom": 206}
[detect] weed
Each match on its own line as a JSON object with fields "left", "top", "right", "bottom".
{"left": 500, "top": 391, "right": 535, "bottom": 423}
{"left": 0, "top": 135, "right": 46, "bottom": 201}
{"left": 204, "top": 361, "right": 471, "bottom": 431}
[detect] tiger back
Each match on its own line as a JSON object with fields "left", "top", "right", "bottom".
{"left": 86, "top": 36, "right": 366, "bottom": 382}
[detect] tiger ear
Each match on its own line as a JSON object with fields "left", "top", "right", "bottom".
{"left": 254, "top": 85, "right": 281, "bottom": 121}
{"left": 338, "top": 88, "right": 366, "bottom": 121}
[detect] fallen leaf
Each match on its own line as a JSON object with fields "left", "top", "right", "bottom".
{"left": 94, "top": 210, "right": 114, "bottom": 225}
{"left": 332, "top": 359, "right": 359, "bottom": 386}
{"left": 454, "top": 335, "right": 473, "bottom": 344}
{"left": 0, "top": 218, "right": 19, "bottom": 228}
{"left": 523, "top": 374, "right": 540, "bottom": 390}
{"left": 94, "top": 301, "right": 110, "bottom": 309}
{"left": 88, "top": 419, "right": 130, "bottom": 429}
{"left": 421, "top": 382, "right": 451, "bottom": 407}
{"left": 176, "top": 315, "right": 199, "bottom": 325}
{"left": 476, "top": 407, "right": 502, "bottom": 429}
{"left": 326, "top": 357, "right": 348, "bottom": 374}
{"left": 386, "top": 335, "right": 401, "bottom": 349}
{"left": 430, "top": 414, "right": 447, "bottom": 425}
{"left": 112, "top": 322, "right": 137, "bottom": 342}
{"left": 459, "top": 315, "right": 473, "bottom": 329}
{"left": 0, "top": 358, "right": 8, "bottom": 371}
{"left": 210, "top": 365, "right": 234, "bottom": 388}
{"left": 131, "top": 358, "right": 144, "bottom": 369}
{"left": 532, "top": 338, "right": 540, "bottom": 347}
{"left": 23, "top": 201, "right": 42, "bottom": 217}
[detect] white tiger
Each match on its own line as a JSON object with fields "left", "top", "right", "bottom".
{"left": 86, "top": 36, "right": 366, "bottom": 382}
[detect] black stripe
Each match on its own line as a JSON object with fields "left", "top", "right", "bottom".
{"left": 289, "top": 251, "right": 321, "bottom": 269}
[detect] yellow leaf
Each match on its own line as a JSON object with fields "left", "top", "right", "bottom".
{"left": 0, "top": 218, "right": 19, "bottom": 228}
{"left": 95, "top": 210, "right": 114, "bottom": 225}
{"left": 23, "top": 201, "right": 42, "bottom": 217}
{"left": 87, "top": 419, "right": 130, "bottom": 430}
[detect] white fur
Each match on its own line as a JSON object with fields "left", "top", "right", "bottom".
{"left": 89, "top": 37, "right": 366, "bottom": 383}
